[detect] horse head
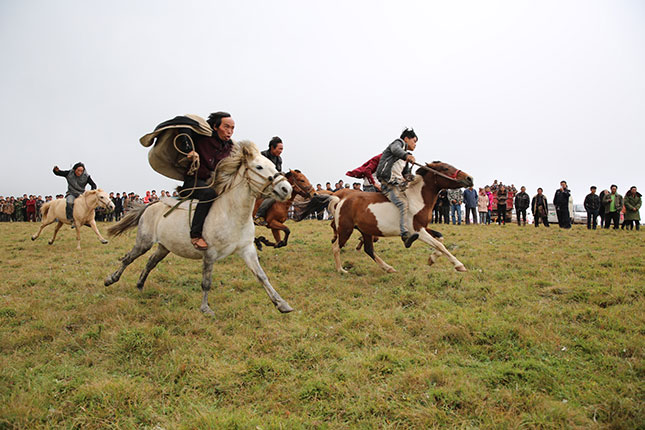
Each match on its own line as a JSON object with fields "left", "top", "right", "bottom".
{"left": 417, "top": 161, "right": 474, "bottom": 189}
{"left": 84, "top": 189, "right": 115, "bottom": 211}
{"left": 285, "top": 169, "right": 315, "bottom": 199}
{"left": 239, "top": 141, "right": 292, "bottom": 201}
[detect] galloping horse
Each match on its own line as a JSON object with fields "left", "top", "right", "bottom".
{"left": 104, "top": 141, "right": 294, "bottom": 315}
{"left": 329, "top": 161, "right": 474, "bottom": 273}
{"left": 253, "top": 169, "right": 315, "bottom": 249}
{"left": 31, "top": 189, "right": 115, "bottom": 250}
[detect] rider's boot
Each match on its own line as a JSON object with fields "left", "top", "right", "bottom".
{"left": 401, "top": 231, "right": 419, "bottom": 248}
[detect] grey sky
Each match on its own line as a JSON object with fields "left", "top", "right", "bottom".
{"left": 1, "top": 0, "right": 643, "bottom": 202}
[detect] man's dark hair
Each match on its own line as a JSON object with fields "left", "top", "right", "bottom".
{"left": 590, "top": 186, "right": 597, "bottom": 190}
{"left": 269, "top": 136, "right": 283, "bottom": 149}
{"left": 72, "top": 162, "right": 85, "bottom": 171}
{"left": 611, "top": 184, "right": 618, "bottom": 189}
{"left": 207, "top": 111, "right": 231, "bottom": 128}
{"left": 400, "top": 128, "right": 417, "bottom": 140}
{"left": 537, "top": 187, "right": 543, "bottom": 191}
{"left": 560, "top": 180, "right": 567, "bottom": 185}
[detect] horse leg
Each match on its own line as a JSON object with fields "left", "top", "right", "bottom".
{"left": 425, "top": 228, "right": 444, "bottom": 266}
{"left": 74, "top": 219, "right": 82, "bottom": 250}
{"left": 237, "top": 245, "right": 293, "bottom": 313}
{"left": 88, "top": 218, "right": 109, "bottom": 244}
{"left": 333, "top": 221, "right": 354, "bottom": 274}
{"left": 418, "top": 229, "right": 467, "bottom": 272}
{"left": 269, "top": 222, "right": 290, "bottom": 248}
{"left": 31, "top": 218, "right": 54, "bottom": 241}
{"left": 105, "top": 239, "right": 154, "bottom": 286}
{"left": 48, "top": 222, "right": 63, "bottom": 245}
{"left": 361, "top": 233, "right": 396, "bottom": 273}
{"left": 200, "top": 258, "right": 216, "bottom": 316}
{"left": 136, "top": 244, "right": 170, "bottom": 290}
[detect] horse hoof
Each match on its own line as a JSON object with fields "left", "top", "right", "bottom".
{"left": 104, "top": 277, "right": 114, "bottom": 286}
{"left": 48, "top": 241, "right": 54, "bottom": 245}
{"left": 200, "top": 306, "right": 215, "bottom": 316}
{"left": 387, "top": 268, "right": 397, "bottom": 273}
{"left": 455, "top": 265, "right": 467, "bottom": 272}
{"left": 338, "top": 268, "right": 348, "bottom": 274}
{"left": 31, "top": 236, "right": 36, "bottom": 241}
{"left": 276, "top": 241, "right": 286, "bottom": 248}
{"left": 276, "top": 301, "right": 293, "bottom": 313}
{"left": 101, "top": 240, "right": 109, "bottom": 245}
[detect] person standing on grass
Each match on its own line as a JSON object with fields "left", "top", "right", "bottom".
{"left": 553, "top": 180, "right": 572, "bottom": 229}
{"left": 496, "top": 185, "right": 508, "bottom": 225}
{"left": 598, "top": 188, "right": 608, "bottom": 226}
{"left": 437, "top": 189, "right": 450, "bottom": 224}
{"left": 448, "top": 188, "right": 463, "bottom": 225}
{"left": 477, "top": 188, "right": 489, "bottom": 224}
{"left": 463, "top": 185, "right": 478, "bottom": 225}
{"left": 485, "top": 185, "right": 493, "bottom": 224}
{"left": 584, "top": 186, "right": 601, "bottom": 230}
{"left": 514, "top": 186, "right": 530, "bottom": 226}
{"left": 532, "top": 188, "right": 550, "bottom": 227}
{"left": 623, "top": 186, "right": 641, "bottom": 230}
{"left": 602, "top": 184, "right": 623, "bottom": 229}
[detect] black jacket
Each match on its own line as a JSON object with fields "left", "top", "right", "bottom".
{"left": 261, "top": 149, "right": 282, "bottom": 172}
{"left": 514, "top": 192, "right": 530, "bottom": 210}
{"left": 584, "top": 193, "right": 601, "bottom": 212}
{"left": 553, "top": 188, "right": 571, "bottom": 210}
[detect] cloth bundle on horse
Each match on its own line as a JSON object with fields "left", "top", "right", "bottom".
{"left": 140, "top": 113, "right": 235, "bottom": 250}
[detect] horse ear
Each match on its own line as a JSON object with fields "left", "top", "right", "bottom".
{"left": 285, "top": 170, "right": 293, "bottom": 178}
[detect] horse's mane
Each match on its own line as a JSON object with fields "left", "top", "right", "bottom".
{"left": 211, "top": 140, "right": 259, "bottom": 195}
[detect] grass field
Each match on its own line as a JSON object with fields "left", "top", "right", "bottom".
{"left": 0, "top": 220, "right": 643, "bottom": 429}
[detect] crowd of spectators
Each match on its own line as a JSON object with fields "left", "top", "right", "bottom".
{"left": 2, "top": 181, "right": 640, "bottom": 231}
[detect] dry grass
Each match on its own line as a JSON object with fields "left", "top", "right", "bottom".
{"left": 1, "top": 220, "right": 643, "bottom": 429}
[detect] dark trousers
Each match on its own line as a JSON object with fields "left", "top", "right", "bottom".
{"left": 441, "top": 206, "right": 450, "bottom": 224}
{"left": 556, "top": 208, "right": 571, "bottom": 228}
{"left": 604, "top": 211, "right": 620, "bottom": 229}
{"left": 182, "top": 177, "right": 218, "bottom": 239}
{"left": 586, "top": 210, "right": 599, "bottom": 229}
{"left": 497, "top": 205, "right": 506, "bottom": 224}
{"left": 517, "top": 208, "right": 527, "bottom": 225}
{"left": 464, "top": 207, "right": 477, "bottom": 224}
{"left": 534, "top": 207, "right": 549, "bottom": 227}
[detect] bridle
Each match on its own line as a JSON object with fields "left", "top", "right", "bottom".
{"left": 244, "top": 164, "right": 290, "bottom": 198}
{"left": 289, "top": 175, "right": 314, "bottom": 198}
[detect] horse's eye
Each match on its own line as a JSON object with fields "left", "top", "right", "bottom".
{"left": 257, "top": 166, "right": 263, "bottom": 170}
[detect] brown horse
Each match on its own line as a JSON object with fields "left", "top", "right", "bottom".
{"left": 254, "top": 169, "right": 315, "bottom": 248}
{"left": 329, "top": 161, "right": 473, "bottom": 273}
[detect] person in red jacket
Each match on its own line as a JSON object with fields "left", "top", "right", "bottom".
{"left": 345, "top": 154, "right": 382, "bottom": 192}
{"left": 25, "top": 195, "right": 37, "bottom": 222}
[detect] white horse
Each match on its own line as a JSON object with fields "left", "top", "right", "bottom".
{"left": 104, "top": 141, "right": 294, "bottom": 315}
{"left": 31, "top": 189, "right": 115, "bottom": 250}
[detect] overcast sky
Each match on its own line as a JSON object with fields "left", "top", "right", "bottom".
{"left": 1, "top": 0, "right": 643, "bottom": 202}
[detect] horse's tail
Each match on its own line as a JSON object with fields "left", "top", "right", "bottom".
{"left": 293, "top": 194, "right": 332, "bottom": 221}
{"left": 107, "top": 202, "right": 148, "bottom": 237}
{"left": 40, "top": 201, "right": 53, "bottom": 220}
{"left": 327, "top": 195, "right": 341, "bottom": 217}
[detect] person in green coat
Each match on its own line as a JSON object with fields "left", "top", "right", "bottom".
{"left": 623, "top": 186, "right": 641, "bottom": 230}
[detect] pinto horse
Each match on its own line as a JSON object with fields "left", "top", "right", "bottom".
{"left": 253, "top": 169, "right": 315, "bottom": 249}
{"left": 329, "top": 161, "right": 473, "bottom": 273}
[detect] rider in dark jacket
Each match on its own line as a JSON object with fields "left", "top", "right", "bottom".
{"left": 254, "top": 137, "right": 284, "bottom": 225}
{"left": 53, "top": 162, "right": 97, "bottom": 221}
